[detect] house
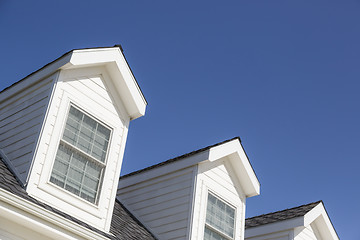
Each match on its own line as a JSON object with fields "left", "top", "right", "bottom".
{"left": 0, "top": 46, "right": 338, "bottom": 240}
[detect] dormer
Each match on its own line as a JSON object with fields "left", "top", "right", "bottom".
{"left": 245, "top": 201, "right": 339, "bottom": 240}
{"left": 117, "top": 137, "right": 260, "bottom": 240}
{"left": 0, "top": 46, "right": 147, "bottom": 232}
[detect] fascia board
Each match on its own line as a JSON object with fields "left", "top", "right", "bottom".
{"left": 208, "top": 140, "right": 260, "bottom": 197}
{"left": 245, "top": 216, "right": 304, "bottom": 238}
{"left": 66, "top": 48, "right": 146, "bottom": 120}
{"left": 118, "top": 150, "right": 209, "bottom": 188}
{"left": 0, "top": 47, "right": 146, "bottom": 120}
{"left": 0, "top": 188, "right": 109, "bottom": 240}
{"left": 0, "top": 53, "right": 72, "bottom": 103}
{"left": 304, "top": 203, "right": 339, "bottom": 240}
{"left": 119, "top": 139, "right": 260, "bottom": 198}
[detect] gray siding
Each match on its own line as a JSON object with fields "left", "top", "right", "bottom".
{"left": 0, "top": 76, "right": 55, "bottom": 182}
{"left": 117, "top": 166, "right": 196, "bottom": 240}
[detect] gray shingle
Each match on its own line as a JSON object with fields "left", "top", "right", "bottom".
{"left": 245, "top": 201, "right": 321, "bottom": 229}
{"left": 0, "top": 157, "right": 156, "bottom": 239}
{"left": 121, "top": 137, "right": 244, "bottom": 179}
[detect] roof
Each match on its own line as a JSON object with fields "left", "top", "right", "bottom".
{"left": 0, "top": 45, "right": 147, "bottom": 105}
{"left": 120, "top": 136, "right": 260, "bottom": 197}
{"left": 245, "top": 201, "right": 322, "bottom": 229}
{"left": 0, "top": 46, "right": 147, "bottom": 120}
{"left": 121, "top": 136, "right": 244, "bottom": 179}
{"left": 0, "top": 157, "right": 156, "bottom": 240}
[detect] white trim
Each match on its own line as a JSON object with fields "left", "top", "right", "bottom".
{"left": 245, "top": 202, "right": 339, "bottom": 240}
{"left": 304, "top": 202, "right": 339, "bottom": 240}
{"left": 208, "top": 140, "right": 260, "bottom": 197}
{"left": 27, "top": 77, "right": 127, "bottom": 231}
{"left": 66, "top": 48, "right": 146, "bottom": 119}
{"left": 245, "top": 216, "right": 304, "bottom": 238}
{"left": 205, "top": 191, "right": 236, "bottom": 239}
{"left": 0, "top": 54, "right": 72, "bottom": 103}
{"left": 186, "top": 165, "right": 199, "bottom": 240}
{"left": 119, "top": 138, "right": 260, "bottom": 198}
{"left": 0, "top": 188, "right": 109, "bottom": 240}
{"left": 0, "top": 47, "right": 146, "bottom": 120}
{"left": 26, "top": 72, "right": 59, "bottom": 185}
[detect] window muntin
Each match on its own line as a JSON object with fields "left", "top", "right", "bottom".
{"left": 204, "top": 193, "right": 235, "bottom": 240}
{"left": 62, "top": 106, "right": 110, "bottom": 162}
{"left": 50, "top": 106, "right": 111, "bottom": 204}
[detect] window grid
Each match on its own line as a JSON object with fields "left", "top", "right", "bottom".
{"left": 50, "top": 106, "right": 111, "bottom": 204}
{"left": 62, "top": 106, "right": 110, "bottom": 163}
{"left": 204, "top": 193, "right": 235, "bottom": 240}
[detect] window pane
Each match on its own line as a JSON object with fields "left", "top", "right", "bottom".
{"left": 205, "top": 193, "right": 235, "bottom": 238}
{"left": 51, "top": 106, "right": 110, "bottom": 204}
{"left": 63, "top": 106, "right": 110, "bottom": 162}
{"left": 204, "top": 227, "right": 228, "bottom": 240}
{"left": 50, "top": 143, "right": 104, "bottom": 204}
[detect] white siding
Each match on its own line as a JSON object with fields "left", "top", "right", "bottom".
{"left": 0, "top": 76, "right": 55, "bottom": 182}
{"left": 244, "top": 230, "right": 293, "bottom": 240}
{"left": 0, "top": 215, "right": 53, "bottom": 240}
{"left": 26, "top": 67, "right": 130, "bottom": 232}
{"left": 117, "top": 166, "right": 197, "bottom": 240}
{"left": 191, "top": 159, "right": 245, "bottom": 240}
{"left": 294, "top": 225, "right": 320, "bottom": 240}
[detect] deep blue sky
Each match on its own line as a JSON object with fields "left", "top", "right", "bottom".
{"left": 1, "top": 1, "right": 358, "bottom": 239}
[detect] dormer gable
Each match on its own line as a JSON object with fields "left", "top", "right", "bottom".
{"left": 0, "top": 46, "right": 147, "bottom": 232}
{"left": 245, "top": 201, "right": 339, "bottom": 240}
{"left": 117, "top": 137, "right": 260, "bottom": 240}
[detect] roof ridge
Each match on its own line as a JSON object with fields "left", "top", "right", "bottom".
{"left": 120, "top": 136, "right": 241, "bottom": 179}
{"left": 0, "top": 45, "right": 125, "bottom": 94}
{"left": 246, "top": 200, "right": 322, "bottom": 220}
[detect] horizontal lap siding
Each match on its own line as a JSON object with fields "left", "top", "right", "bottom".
{"left": 0, "top": 77, "right": 54, "bottom": 183}
{"left": 118, "top": 167, "right": 196, "bottom": 240}
{"left": 192, "top": 161, "right": 244, "bottom": 240}
{"left": 27, "top": 73, "right": 126, "bottom": 230}
{"left": 57, "top": 76, "right": 123, "bottom": 208}
{"left": 245, "top": 231, "right": 292, "bottom": 240}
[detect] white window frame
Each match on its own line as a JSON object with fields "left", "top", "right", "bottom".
{"left": 204, "top": 191, "right": 236, "bottom": 240}
{"left": 49, "top": 103, "right": 112, "bottom": 205}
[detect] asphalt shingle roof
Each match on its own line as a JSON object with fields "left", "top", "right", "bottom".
{"left": 121, "top": 137, "right": 245, "bottom": 179}
{"left": 245, "top": 201, "right": 322, "bottom": 229}
{"left": 0, "top": 157, "right": 156, "bottom": 240}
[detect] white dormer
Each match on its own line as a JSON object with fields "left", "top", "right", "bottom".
{"left": 0, "top": 46, "right": 146, "bottom": 232}
{"left": 117, "top": 137, "right": 260, "bottom": 240}
{"left": 245, "top": 201, "right": 339, "bottom": 240}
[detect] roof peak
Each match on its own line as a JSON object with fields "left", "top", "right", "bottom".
{"left": 246, "top": 200, "right": 322, "bottom": 221}
{"left": 120, "top": 136, "right": 241, "bottom": 179}
{"left": 245, "top": 200, "right": 322, "bottom": 229}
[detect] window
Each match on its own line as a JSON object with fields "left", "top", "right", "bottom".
{"left": 204, "top": 193, "right": 236, "bottom": 240}
{"left": 50, "top": 106, "right": 111, "bottom": 204}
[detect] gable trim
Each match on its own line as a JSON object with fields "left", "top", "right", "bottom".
{"left": 119, "top": 137, "right": 260, "bottom": 198}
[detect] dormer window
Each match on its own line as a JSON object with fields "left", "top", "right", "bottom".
{"left": 50, "top": 105, "right": 111, "bottom": 204}
{"left": 204, "top": 193, "right": 236, "bottom": 240}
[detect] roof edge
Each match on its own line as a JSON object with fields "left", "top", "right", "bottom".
{"left": 0, "top": 46, "right": 147, "bottom": 120}
{"left": 246, "top": 201, "right": 322, "bottom": 223}
{"left": 120, "top": 137, "right": 241, "bottom": 179}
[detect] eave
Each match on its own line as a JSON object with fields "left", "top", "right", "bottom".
{"left": 0, "top": 188, "right": 110, "bottom": 240}
{"left": 245, "top": 201, "right": 339, "bottom": 240}
{"left": 0, "top": 46, "right": 146, "bottom": 120}
{"left": 119, "top": 137, "right": 260, "bottom": 198}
